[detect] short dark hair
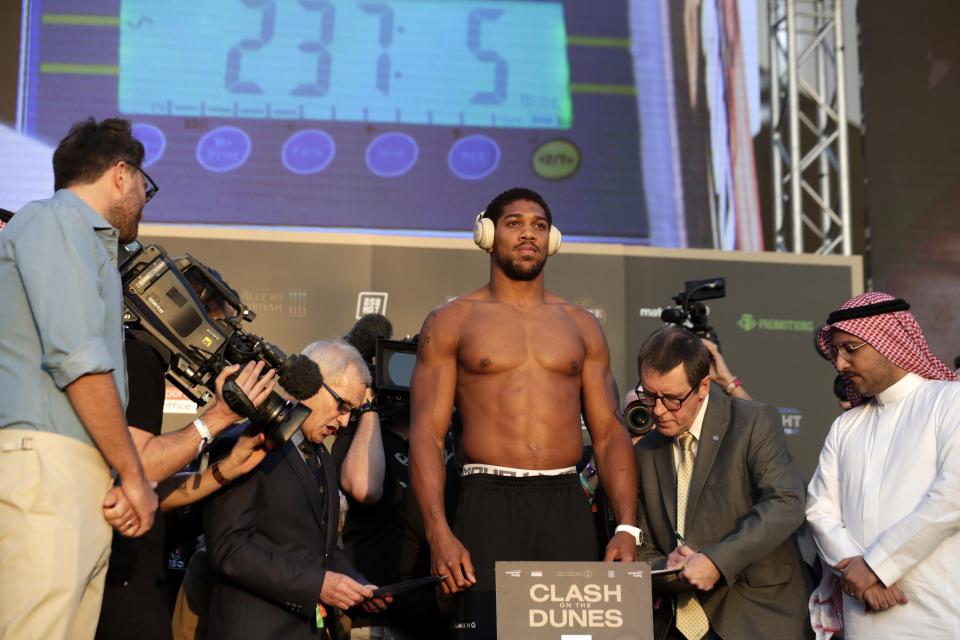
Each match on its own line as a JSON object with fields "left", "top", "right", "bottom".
{"left": 53, "top": 117, "right": 145, "bottom": 191}
{"left": 482, "top": 187, "right": 552, "bottom": 226}
{"left": 637, "top": 327, "right": 710, "bottom": 388}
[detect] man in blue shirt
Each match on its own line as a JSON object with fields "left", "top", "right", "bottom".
{"left": 0, "top": 117, "right": 159, "bottom": 639}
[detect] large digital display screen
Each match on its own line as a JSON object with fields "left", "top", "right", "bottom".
{"left": 14, "top": 0, "right": 761, "bottom": 247}
{"left": 120, "top": 0, "right": 572, "bottom": 130}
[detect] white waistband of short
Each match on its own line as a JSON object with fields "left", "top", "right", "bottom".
{"left": 461, "top": 463, "right": 578, "bottom": 477}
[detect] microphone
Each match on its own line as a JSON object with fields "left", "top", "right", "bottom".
{"left": 344, "top": 313, "right": 393, "bottom": 365}
{"left": 276, "top": 353, "right": 323, "bottom": 400}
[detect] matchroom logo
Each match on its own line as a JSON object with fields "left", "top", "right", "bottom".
{"left": 738, "top": 313, "right": 814, "bottom": 333}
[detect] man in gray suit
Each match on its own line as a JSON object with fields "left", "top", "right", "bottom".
{"left": 633, "top": 328, "right": 808, "bottom": 640}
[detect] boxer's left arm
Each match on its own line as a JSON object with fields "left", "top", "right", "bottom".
{"left": 576, "top": 310, "right": 638, "bottom": 561}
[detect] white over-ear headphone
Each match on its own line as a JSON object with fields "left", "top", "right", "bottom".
{"left": 473, "top": 211, "right": 562, "bottom": 256}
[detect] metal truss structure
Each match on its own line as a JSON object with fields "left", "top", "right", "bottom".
{"left": 769, "top": 0, "right": 852, "bottom": 254}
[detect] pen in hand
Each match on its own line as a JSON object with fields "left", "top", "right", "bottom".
{"left": 672, "top": 531, "right": 689, "bottom": 573}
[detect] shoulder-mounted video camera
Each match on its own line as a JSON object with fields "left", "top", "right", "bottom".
{"left": 660, "top": 277, "right": 726, "bottom": 347}
{"left": 119, "top": 241, "right": 321, "bottom": 446}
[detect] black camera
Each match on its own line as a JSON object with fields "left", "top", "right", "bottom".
{"left": 370, "top": 338, "right": 418, "bottom": 421}
{"left": 660, "top": 277, "right": 726, "bottom": 347}
{"left": 623, "top": 399, "right": 654, "bottom": 437}
{"left": 119, "top": 241, "right": 321, "bottom": 445}
{"left": 375, "top": 339, "right": 418, "bottom": 397}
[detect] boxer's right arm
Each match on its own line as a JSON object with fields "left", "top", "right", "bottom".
{"left": 409, "top": 305, "right": 475, "bottom": 593}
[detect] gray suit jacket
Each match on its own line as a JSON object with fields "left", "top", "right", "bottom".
{"left": 635, "top": 386, "right": 808, "bottom": 640}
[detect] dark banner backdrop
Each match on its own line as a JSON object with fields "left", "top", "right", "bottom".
{"left": 142, "top": 227, "right": 860, "bottom": 477}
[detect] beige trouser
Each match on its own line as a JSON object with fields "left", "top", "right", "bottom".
{"left": 0, "top": 429, "right": 113, "bottom": 640}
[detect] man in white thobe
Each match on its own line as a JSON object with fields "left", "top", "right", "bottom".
{"left": 807, "top": 291, "right": 960, "bottom": 639}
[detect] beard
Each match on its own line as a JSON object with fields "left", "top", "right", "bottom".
{"left": 109, "top": 191, "right": 144, "bottom": 243}
{"left": 494, "top": 247, "right": 547, "bottom": 281}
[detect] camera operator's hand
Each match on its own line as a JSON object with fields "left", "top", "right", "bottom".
{"left": 202, "top": 361, "right": 278, "bottom": 432}
{"left": 319, "top": 571, "right": 375, "bottom": 610}
{"left": 701, "top": 339, "right": 731, "bottom": 386}
{"left": 701, "top": 338, "right": 751, "bottom": 400}
{"left": 429, "top": 529, "right": 476, "bottom": 594}
{"left": 118, "top": 471, "right": 158, "bottom": 537}
{"left": 219, "top": 426, "right": 269, "bottom": 481}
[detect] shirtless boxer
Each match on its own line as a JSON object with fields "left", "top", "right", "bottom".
{"left": 409, "top": 187, "right": 639, "bottom": 639}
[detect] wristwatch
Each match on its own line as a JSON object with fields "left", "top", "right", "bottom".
{"left": 356, "top": 402, "right": 378, "bottom": 416}
{"left": 724, "top": 377, "right": 743, "bottom": 394}
{"left": 615, "top": 524, "right": 644, "bottom": 547}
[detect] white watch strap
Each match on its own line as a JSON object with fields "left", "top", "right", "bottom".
{"left": 193, "top": 418, "right": 212, "bottom": 461}
{"left": 193, "top": 417, "right": 212, "bottom": 441}
{"left": 615, "top": 524, "right": 643, "bottom": 546}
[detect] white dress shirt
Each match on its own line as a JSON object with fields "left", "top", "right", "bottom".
{"left": 806, "top": 373, "right": 960, "bottom": 639}
{"left": 673, "top": 393, "right": 710, "bottom": 471}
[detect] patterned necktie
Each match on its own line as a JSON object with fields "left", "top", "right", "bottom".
{"left": 297, "top": 441, "right": 328, "bottom": 522}
{"left": 675, "top": 431, "right": 709, "bottom": 640}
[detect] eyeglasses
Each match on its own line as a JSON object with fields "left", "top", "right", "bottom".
{"left": 835, "top": 340, "right": 868, "bottom": 362}
{"left": 123, "top": 161, "right": 159, "bottom": 202}
{"left": 634, "top": 379, "right": 702, "bottom": 412}
{"left": 322, "top": 381, "right": 355, "bottom": 415}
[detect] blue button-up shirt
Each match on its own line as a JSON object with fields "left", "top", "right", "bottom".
{"left": 0, "top": 190, "right": 128, "bottom": 447}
